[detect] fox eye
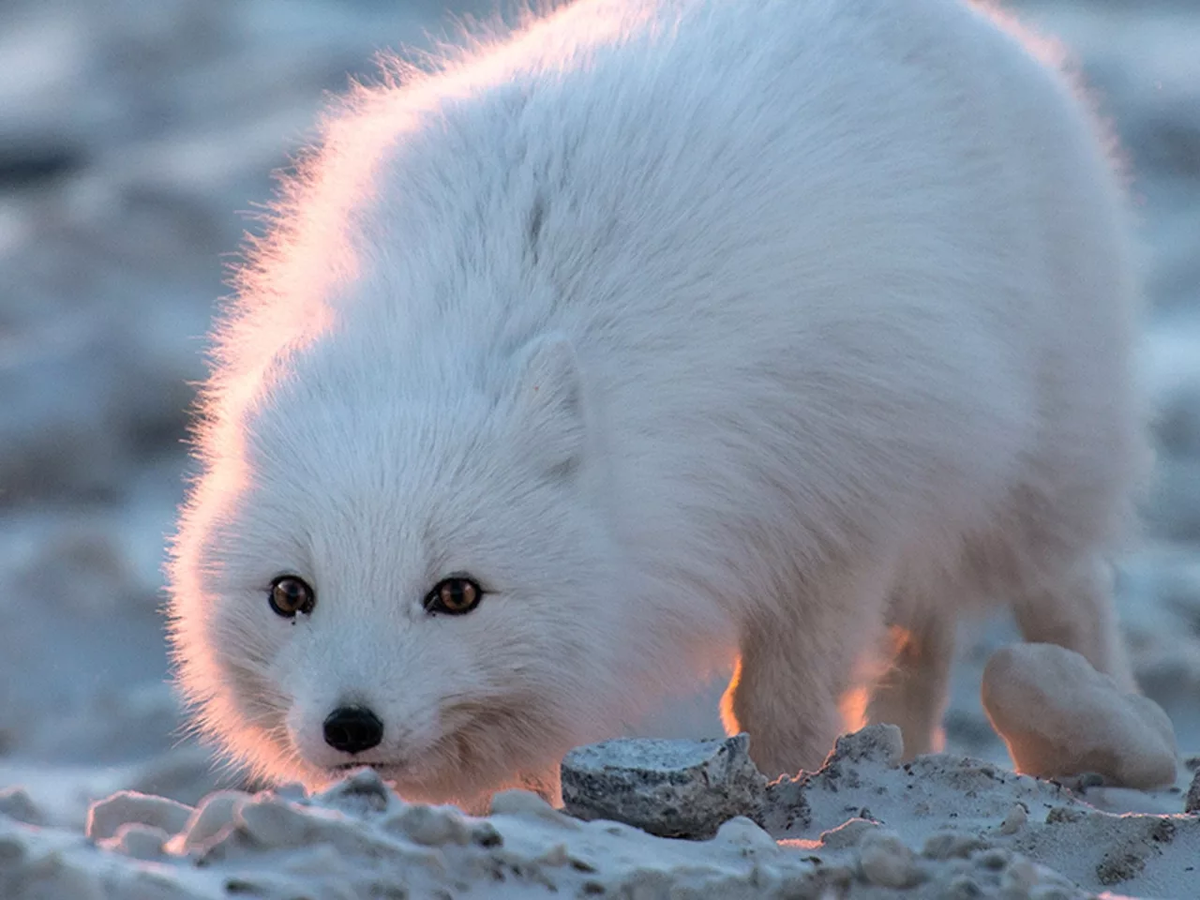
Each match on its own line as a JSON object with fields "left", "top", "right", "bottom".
{"left": 424, "top": 577, "right": 483, "bottom": 616}
{"left": 269, "top": 575, "right": 315, "bottom": 617}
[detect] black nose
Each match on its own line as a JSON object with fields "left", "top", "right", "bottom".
{"left": 323, "top": 706, "right": 384, "bottom": 754}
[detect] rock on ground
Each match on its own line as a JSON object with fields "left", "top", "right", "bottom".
{"left": 560, "top": 732, "right": 766, "bottom": 838}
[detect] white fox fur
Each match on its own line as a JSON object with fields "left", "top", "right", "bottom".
{"left": 167, "top": 0, "right": 1148, "bottom": 808}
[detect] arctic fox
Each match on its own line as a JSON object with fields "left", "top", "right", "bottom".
{"left": 167, "top": 0, "right": 1147, "bottom": 807}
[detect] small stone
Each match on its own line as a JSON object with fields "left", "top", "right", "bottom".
{"left": 0, "top": 788, "right": 45, "bottom": 826}
{"left": 1045, "top": 806, "right": 1086, "bottom": 825}
{"left": 858, "top": 830, "right": 923, "bottom": 888}
{"left": 819, "top": 817, "right": 879, "bottom": 850}
{"left": 998, "top": 802, "right": 1028, "bottom": 835}
{"left": 1096, "top": 851, "right": 1146, "bottom": 886}
{"left": 714, "top": 815, "right": 778, "bottom": 855}
{"left": 1186, "top": 768, "right": 1200, "bottom": 814}
{"left": 982, "top": 643, "right": 1179, "bottom": 788}
{"left": 86, "top": 791, "right": 194, "bottom": 841}
{"left": 560, "top": 733, "right": 766, "bottom": 839}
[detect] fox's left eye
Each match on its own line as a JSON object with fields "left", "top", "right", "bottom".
{"left": 424, "top": 577, "right": 484, "bottom": 615}
{"left": 269, "top": 575, "right": 316, "bottom": 617}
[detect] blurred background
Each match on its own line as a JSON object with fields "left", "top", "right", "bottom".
{"left": 1, "top": 0, "right": 1197, "bottom": 827}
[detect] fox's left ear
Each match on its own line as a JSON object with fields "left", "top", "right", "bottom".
{"left": 509, "top": 333, "right": 586, "bottom": 475}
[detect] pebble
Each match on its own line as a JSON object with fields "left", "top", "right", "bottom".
{"left": 713, "top": 815, "right": 779, "bottom": 855}
{"left": 998, "top": 802, "right": 1028, "bottom": 836}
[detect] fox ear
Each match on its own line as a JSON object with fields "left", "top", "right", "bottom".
{"left": 509, "top": 333, "right": 586, "bottom": 475}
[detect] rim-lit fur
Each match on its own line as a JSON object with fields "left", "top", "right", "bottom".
{"left": 167, "top": 0, "right": 1147, "bottom": 802}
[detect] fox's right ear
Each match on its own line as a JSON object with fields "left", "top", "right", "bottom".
{"left": 508, "top": 333, "right": 586, "bottom": 476}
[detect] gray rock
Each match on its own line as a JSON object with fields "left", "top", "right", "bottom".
{"left": 560, "top": 733, "right": 767, "bottom": 839}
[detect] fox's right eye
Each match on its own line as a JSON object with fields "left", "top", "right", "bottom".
{"left": 269, "top": 575, "right": 316, "bottom": 617}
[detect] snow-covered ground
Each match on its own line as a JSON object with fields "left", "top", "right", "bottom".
{"left": 1, "top": 1, "right": 1198, "bottom": 897}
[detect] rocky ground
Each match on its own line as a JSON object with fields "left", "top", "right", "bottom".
{"left": 1, "top": 0, "right": 1199, "bottom": 897}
